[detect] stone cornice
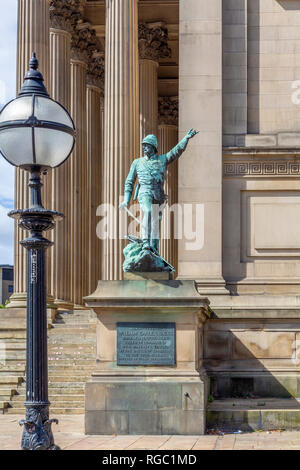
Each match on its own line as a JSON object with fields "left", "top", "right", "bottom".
{"left": 138, "top": 22, "right": 171, "bottom": 61}
{"left": 158, "top": 96, "right": 178, "bottom": 126}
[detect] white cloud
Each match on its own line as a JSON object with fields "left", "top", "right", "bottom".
{"left": 0, "top": 203, "right": 14, "bottom": 265}
{"left": 0, "top": 0, "right": 17, "bottom": 264}
{"left": 0, "top": 0, "right": 17, "bottom": 106}
{"left": 0, "top": 159, "right": 14, "bottom": 206}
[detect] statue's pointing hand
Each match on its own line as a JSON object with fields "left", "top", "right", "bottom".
{"left": 186, "top": 128, "right": 200, "bottom": 139}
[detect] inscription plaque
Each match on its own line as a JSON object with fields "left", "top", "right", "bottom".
{"left": 117, "top": 322, "right": 176, "bottom": 366}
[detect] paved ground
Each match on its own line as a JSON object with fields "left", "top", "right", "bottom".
{"left": 0, "top": 415, "right": 300, "bottom": 450}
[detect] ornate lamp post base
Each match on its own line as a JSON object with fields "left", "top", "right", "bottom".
{"left": 20, "top": 404, "right": 59, "bottom": 451}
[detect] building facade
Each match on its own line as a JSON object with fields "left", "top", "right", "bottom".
{"left": 0, "top": 265, "right": 14, "bottom": 306}
{"left": 9, "top": 0, "right": 300, "bottom": 413}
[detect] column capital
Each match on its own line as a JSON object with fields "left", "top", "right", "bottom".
{"left": 158, "top": 96, "right": 178, "bottom": 126}
{"left": 138, "top": 21, "right": 171, "bottom": 61}
{"left": 87, "top": 52, "right": 105, "bottom": 91}
{"left": 49, "top": 0, "right": 76, "bottom": 33}
{"left": 71, "top": 20, "right": 98, "bottom": 64}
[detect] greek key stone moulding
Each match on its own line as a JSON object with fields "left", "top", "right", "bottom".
{"left": 223, "top": 160, "right": 300, "bottom": 177}
{"left": 138, "top": 22, "right": 171, "bottom": 61}
{"left": 158, "top": 96, "right": 178, "bottom": 127}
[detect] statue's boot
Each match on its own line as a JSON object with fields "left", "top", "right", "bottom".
{"left": 151, "top": 239, "right": 160, "bottom": 253}
{"left": 142, "top": 239, "right": 151, "bottom": 252}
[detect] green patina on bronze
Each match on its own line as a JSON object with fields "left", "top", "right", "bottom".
{"left": 119, "top": 128, "right": 199, "bottom": 273}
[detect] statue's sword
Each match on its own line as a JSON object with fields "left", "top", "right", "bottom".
{"left": 123, "top": 206, "right": 175, "bottom": 273}
{"left": 123, "top": 206, "right": 141, "bottom": 225}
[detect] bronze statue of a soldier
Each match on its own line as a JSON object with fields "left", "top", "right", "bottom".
{"left": 119, "top": 128, "right": 199, "bottom": 272}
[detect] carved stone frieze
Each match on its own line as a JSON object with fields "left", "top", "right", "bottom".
{"left": 158, "top": 96, "right": 178, "bottom": 126}
{"left": 138, "top": 22, "right": 171, "bottom": 61}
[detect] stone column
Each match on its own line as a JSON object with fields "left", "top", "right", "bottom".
{"left": 48, "top": 0, "right": 73, "bottom": 309}
{"left": 178, "top": 0, "right": 225, "bottom": 293}
{"left": 86, "top": 53, "right": 104, "bottom": 294}
{"left": 9, "top": 0, "right": 50, "bottom": 308}
{"left": 102, "top": 0, "right": 139, "bottom": 281}
{"left": 70, "top": 23, "right": 89, "bottom": 306}
{"left": 158, "top": 97, "right": 179, "bottom": 274}
{"left": 138, "top": 22, "right": 171, "bottom": 145}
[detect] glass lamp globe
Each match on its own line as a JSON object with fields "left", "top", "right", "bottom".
{"left": 0, "top": 53, "right": 75, "bottom": 170}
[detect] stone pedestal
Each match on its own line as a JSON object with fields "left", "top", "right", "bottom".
{"left": 84, "top": 275, "right": 210, "bottom": 435}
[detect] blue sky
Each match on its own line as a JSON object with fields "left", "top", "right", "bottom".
{"left": 0, "top": 0, "right": 17, "bottom": 265}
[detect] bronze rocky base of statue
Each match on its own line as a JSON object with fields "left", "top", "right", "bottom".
{"left": 123, "top": 236, "right": 174, "bottom": 273}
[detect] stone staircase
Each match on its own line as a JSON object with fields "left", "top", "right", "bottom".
{"left": 1, "top": 309, "right": 96, "bottom": 415}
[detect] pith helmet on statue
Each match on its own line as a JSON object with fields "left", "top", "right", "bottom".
{"left": 142, "top": 134, "right": 158, "bottom": 152}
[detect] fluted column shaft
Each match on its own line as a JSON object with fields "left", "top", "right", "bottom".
{"left": 159, "top": 124, "right": 178, "bottom": 274}
{"left": 102, "top": 0, "right": 139, "bottom": 280}
{"left": 49, "top": 26, "right": 72, "bottom": 306}
{"left": 70, "top": 57, "right": 88, "bottom": 305}
{"left": 87, "top": 84, "right": 102, "bottom": 294}
{"left": 12, "top": 0, "right": 50, "bottom": 306}
{"left": 139, "top": 59, "right": 158, "bottom": 143}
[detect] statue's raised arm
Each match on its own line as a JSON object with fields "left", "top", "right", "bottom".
{"left": 165, "top": 128, "right": 200, "bottom": 165}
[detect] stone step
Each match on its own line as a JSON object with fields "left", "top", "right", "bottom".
{"left": 0, "top": 393, "right": 12, "bottom": 400}
{"left": 49, "top": 344, "right": 95, "bottom": 351}
{"left": 0, "top": 386, "right": 18, "bottom": 393}
{"left": 0, "top": 369, "right": 25, "bottom": 375}
{"left": 53, "top": 317, "right": 96, "bottom": 324}
{"left": 0, "top": 322, "right": 51, "bottom": 330}
{"left": 12, "top": 396, "right": 85, "bottom": 406}
{"left": 50, "top": 389, "right": 85, "bottom": 395}
{"left": 13, "top": 393, "right": 85, "bottom": 402}
{"left": 50, "top": 323, "right": 96, "bottom": 329}
{"left": 207, "top": 398, "right": 300, "bottom": 432}
{"left": 48, "top": 366, "right": 95, "bottom": 372}
{"left": 3, "top": 342, "right": 26, "bottom": 350}
{"left": 0, "top": 377, "right": 23, "bottom": 385}
{"left": 49, "top": 358, "right": 96, "bottom": 368}
{"left": 0, "top": 360, "right": 25, "bottom": 366}
{"left": 0, "top": 351, "right": 26, "bottom": 360}
{"left": 53, "top": 324, "right": 96, "bottom": 330}
{"left": 56, "top": 310, "right": 94, "bottom": 316}
{"left": 48, "top": 352, "right": 94, "bottom": 357}
{"left": 0, "top": 331, "right": 26, "bottom": 339}
{"left": 6, "top": 407, "right": 84, "bottom": 415}
{"left": 48, "top": 328, "right": 96, "bottom": 336}
{"left": 48, "top": 381, "right": 86, "bottom": 388}
{"left": 48, "top": 354, "right": 95, "bottom": 360}
{"left": 0, "top": 359, "right": 26, "bottom": 370}
{"left": 15, "top": 387, "right": 85, "bottom": 395}
{"left": 48, "top": 336, "right": 95, "bottom": 344}
{"left": 48, "top": 376, "right": 89, "bottom": 383}
{"left": 48, "top": 374, "right": 92, "bottom": 380}
{"left": 48, "top": 369, "right": 92, "bottom": 375}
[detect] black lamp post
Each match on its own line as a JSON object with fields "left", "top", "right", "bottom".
{"left": 0, "top": 53, "right": 75, "bottom": 450}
